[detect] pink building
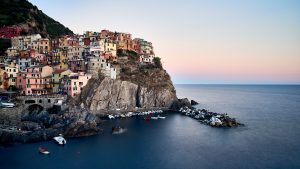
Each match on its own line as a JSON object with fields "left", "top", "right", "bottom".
{"left": 16, "top": 66, "right": 53, "bottom": 95}
{"left": 29, "top": 49, "right": 47, "bottom": 64}
{"left": 63, "top": 72, "right": 91, "bottom": 97}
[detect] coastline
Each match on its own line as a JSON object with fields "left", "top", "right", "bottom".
{"left": 0, "top": 106, "right": 173, "bottom": 145}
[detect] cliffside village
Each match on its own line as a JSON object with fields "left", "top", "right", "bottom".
{"left": 0, "top": 26, "right": 157, "bottom": 98}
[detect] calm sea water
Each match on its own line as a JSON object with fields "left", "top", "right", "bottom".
{"left": 1, "top": 85, "right": 300, "bottom": 169}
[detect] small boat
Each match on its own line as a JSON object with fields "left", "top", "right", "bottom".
{"left": 0, "top": 101, "right": 15, "bottom": 108}
{"left": 38, "top": 147, "right": 50, "bottom": 154}
{"left": 108, "top": 115, "right": 115, "bottom": 119}
{"left": 112, "top": 126, "right": 127, "bottom": 134}
{"left": 53, "top": 135, "right": 67, "bottom": 145}
{"left": 120, "top": 114, "right": 126, "bottom": 118}
{"left": 151, "top": 116, "right": 158, "bottom": 120}
{"left": 157, "top": 115, "right": 166, "bottom": 119}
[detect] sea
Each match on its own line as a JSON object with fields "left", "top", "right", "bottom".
{"left": 1, "top": 85, "right": 300, "bottom": 169}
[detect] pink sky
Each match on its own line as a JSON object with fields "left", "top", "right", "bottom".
{"left": 30, "top": 0, "right": 300, "bottom": 84}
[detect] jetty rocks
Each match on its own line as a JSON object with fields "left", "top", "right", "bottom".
{"left": 179, "top": 106, "right": 244, "bottom": 128}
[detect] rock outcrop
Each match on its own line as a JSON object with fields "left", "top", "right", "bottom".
{"left": 191, "top": 100, "right": 199, "bottom": 106}
{"left": 78, "top": 67, "right": 178, "bottom": 114}
{"left": 0, "top": 106, "right": 102, "bottom": 144}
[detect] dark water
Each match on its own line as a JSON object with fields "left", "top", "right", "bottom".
{"left": 1, "top": 85, "right": 300, "bottom": 169}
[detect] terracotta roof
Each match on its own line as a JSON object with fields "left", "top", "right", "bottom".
{"left": 53, "top": 69, "right": 67, "bottom": 74}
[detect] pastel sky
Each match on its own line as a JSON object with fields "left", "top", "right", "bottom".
{"left": 29, "top": 0, "right": 300, "bottom": 84}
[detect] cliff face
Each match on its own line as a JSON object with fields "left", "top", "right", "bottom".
{"left": 79, "top": 68, "right": 177, "bottom": 114}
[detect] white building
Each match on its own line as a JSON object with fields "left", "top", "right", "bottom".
{"left": 140, "top": 54, "right": 154, "bottom": 63}
{"left": 67, "top": 46, "right": 84, "bottom": 60}
{"left": 87, "top": 56, "right": 117, "bottom": 79}
{"left": 11, "top": 34, "right": 42, "bottom": 50}
{"left": 5, "top": 47, "right": 18, "bottom": 57}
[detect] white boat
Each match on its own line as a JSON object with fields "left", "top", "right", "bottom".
{"left": 120, "top": 114, "right": 126, "bottom": 118}
{"left": 157, "top": 115, "right": 166, "bottom": 119}
{"left": 53, "top": 135, "right": 67, "bottom": 145}
{"left": 108, "top": 115, "right": 115, "bottom": 119}
{"left": 151, "top": 116, "right": 158, "bottom": 120}
{"left": 0, "top": 101, "right": 15, "bottom": 108}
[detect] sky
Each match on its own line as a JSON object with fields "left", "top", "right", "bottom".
{"left": 29, "top": 0, "right": 300, "bottom": 84}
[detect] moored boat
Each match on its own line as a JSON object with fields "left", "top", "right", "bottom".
{"left": 112, "top": 126, "right": 127, "bottom": 134}
{"left": 157, "top": 115, "right": 166, "bottom": 119}
{"left": 53, "top": 135, "right": 67, "bottom": 145}
{"left": 108, "top": 115, "right": 115, "bottom": 119}
{"left": 38, "top": 147, "right": 50, "bottom": 154}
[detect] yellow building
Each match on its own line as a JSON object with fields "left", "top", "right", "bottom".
{"left": 104, "top": 39, "right": 117, "bottom": 56}
{"left": 38, "top": 38, "right": 50, "bottom": 54}
{"left": 49, "top": 49, "right": 69, "bottom": 70}
{"left": 5, "top": 61, "right": 18, "bottom": 87}
{"left": 52, "top": 69, "right": 73, "bottom": 93}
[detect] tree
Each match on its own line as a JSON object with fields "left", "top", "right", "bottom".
{"left": 153, "top": 57, "right": 162, "bottom": 68}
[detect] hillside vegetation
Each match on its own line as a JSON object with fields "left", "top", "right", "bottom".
{"left": 0, "top": 0, "right": 73, "bottom": 38}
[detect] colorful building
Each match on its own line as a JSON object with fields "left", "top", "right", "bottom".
{"left": 16, "top": 66, "right": 53, "bottom": 95}
{"left": 68, "top": 58, "right": 86, "bottom": 73}
{"left": 38, "top": 38, "right": 50, "bottom": 54}
{"left": 52, "top": 69, "right": 73, "bottom": 93}
{"left": 104, "top": 39, "right": 117, "bottom": 56}
{"left": 5, "top": 61, "right": 18, "bottom": 87}
{"left": 63, "top": 72, "right": 91, "bottom": 97}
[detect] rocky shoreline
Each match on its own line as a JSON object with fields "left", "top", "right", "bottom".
{"left": 0, "top": 106, "right": 102, "bottom": 145}
{"left": 0, "top": 98, "right": 244, "bottom": 145}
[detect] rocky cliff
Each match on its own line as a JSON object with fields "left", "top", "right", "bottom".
{"left": 78, "top": 65, "right": 178, "bottom": 114}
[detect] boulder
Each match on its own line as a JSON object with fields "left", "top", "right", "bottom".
{"left": 191, "top": 100, "right": 199, "bottom": 105}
